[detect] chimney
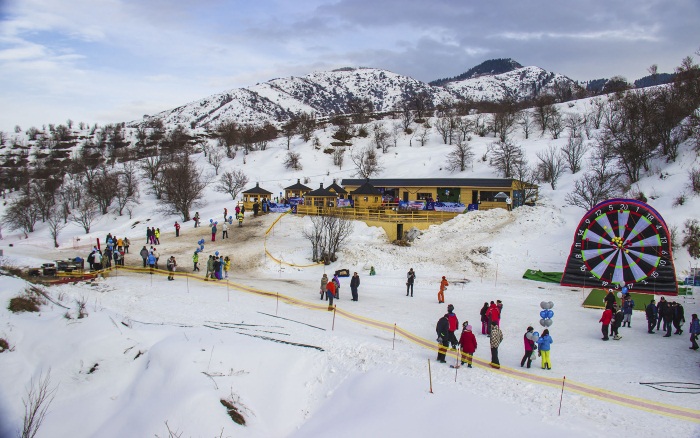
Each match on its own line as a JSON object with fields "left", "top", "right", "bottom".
{"left": 319, "top": 183, "right": 324, "bottom": 189}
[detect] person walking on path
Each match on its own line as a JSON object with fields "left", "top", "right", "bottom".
{"left": 222, "top": 221, "right": 229, "bottom": 239}
{"left": 600, "top": 306, "right": 613, "bottom": 341}
{"left": 192, "top": 251, "right": 200, "bottom": 271}
{"left": 406, "top": 268, "right": 416, "bottom": 296}
{"left": 645, "top": 299, "right": 657, "bottom": 334}
{"left": 437, "top": 276, "right": 448, "bottom": 303}
{"left": 155, "top": 228, "right": 160, "bottom": 245}
{"left": 622, "top": 295, "right": 635, "bottom": 327}
{"left": 480, "top": 302, "right": 489, "bottom": 335}
{"left": 689, "top": 314, "right": 699, "bottom": 350}
{"left": 211, "top": 222, "right": 217, "bottom": 241}
{"left": 459, "top": 323, "right": 477, "bottom": 367}
{"left": 166, "top": 256, "right": 177, "bottom": 280}
{"left": 140, "top": 246, "right": 149, "bottom": 268}
{"left": 537, "top": 329, "right": 553, "bottom": 370}
{"left": 489, "top": 321, "right": 503, "bottom": 369}
{"left": 521, "top": 326, "right": 536, "bottom": 368}
{"left": 174, "top": 221, "right": 181, "bottom": 237}
{"left": 661, "top": 300, "right": 674, "bottom": 337}
{"left": 320, "top": 274, "right": 328, "bottom": 300}
{"left": 237, "top": 212, "right": 244, "bottom": 227}
{"left": 673, "top": 302, "right": 686, "bottom": 335}
{"left": 350, "top": 272, "right": 360, "bottom": 301}
{"left": 435, "top": 314, "right": 450, "bottom": 363}
{"left": 325, "top": 279, "right": 336, "bottom": 310}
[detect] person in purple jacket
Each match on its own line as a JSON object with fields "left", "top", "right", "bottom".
{"left": 520, "top": 326, "right": 536, "bottom": 368}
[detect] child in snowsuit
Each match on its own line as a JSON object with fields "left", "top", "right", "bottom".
{"left": 438, "top": 276, "right": 448, "bottom": 303}
{"left": 537, "top": 329, "right": 553, "bottom": 370}
{"left": 459, "top": 323, "right": 477, "bottom": 367}
{"left": 622, "top": 295, "right": 635, "bottom": 327}
{"left": 192, "top": 251, "right": 200, "bottom": 271}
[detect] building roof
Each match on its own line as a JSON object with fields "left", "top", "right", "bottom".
{"left": 284, "top": 179, "right": 312, "bottom": 191}
{"left": 327, "top": 180, "right": 347, "bottom": 194}
{"left": 305, "top": 183, "right": 337, "bottom": 197}
{"left": 351, "top": 180, "right": 382, "bottom": 195}
{"left": 243, "top": 182, "right": 273, "bottom": 195}
{"left": 340, "top": 178, "right": 518, "bottom": 189}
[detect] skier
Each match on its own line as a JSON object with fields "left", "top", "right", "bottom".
{"left": 645, "top": 299, "right": 657, "bottom": 334}
{"left": 192, "top": 251, "right": 200, "bottom": 271}
{"left": 174, "top": 221, "right": 180, "bottom": 237}
{"left": 521, "top": 326, "right": 536, "bottom": 368}
{"left": 537, "top": 329, "right": 553, "bottom": 370}
{"left": 446, "top": 304, "right": 459, "bottom": 349}
{"left": 622, "top": 295, "right": 635, "bottom": 327}
{"left": 599, "top": 306, "right": 613, "bottom": 341}
{"left": 689, "top": 313, "right": 699, "bottom": 350}
{"left": 406, "top": 268, "right": 415, "bottom": 297}
{"left": 350, "top": 272, "right": 360, "bottom": 301}
{"left": 435, "top": 314, "right": 450, "bottom": 363}
{"left": 459, "top": 323, "right": 477, "bottom": 367}
{"left": 437, "top": 276, "right": 448, "bottom": 303}
{"left": 489, "top": 321, "right": 503, "bottom": 369}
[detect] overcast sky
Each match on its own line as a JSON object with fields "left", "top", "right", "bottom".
{"left": 1, "top": 0, "right": 698, "bottom": 132}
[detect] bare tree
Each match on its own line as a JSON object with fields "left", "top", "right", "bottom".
{"left": 488, "top": 140, "right": 525, "bottom": 178}
{"left": 46, "top": 209, "right": 66, "bottom": 248}
{"left": 1, "top": 193, "right": 40, "bottom": 234}
{"left": 373, "top": 124, "right": 391, "bottom": 153}
{"left": 21, "top": 369, "right": 57, "bottom": 438}
{"left": 587, "top": 97, "right": 607, "bottom": 129}
{"left": 215, "top": 170, "right": 249, "bottom": 201}
{"left": 351, "top": 146, "right": 383, "bottom": 178}
{"left": 491, "top": 110, "right": 517, "bottom": 142}
{"left": 88, "top": 166, "right": 117, "bottom": 214}
{"left": 113, "top": 163, "right": 140, "bottom": 216}
{"left": 209, "top": 147, "right": 225, "bottom": 175}
{"left": 445, "top": 137, "right": 474, "bottom": 172}
{"left": 518, "top": 111, "right": 534, "bottom": 139}
{"left": 512, "top": 160, "right": 539, "bottom": 205}
{"left": 536, "top": 145, "right": 566, "bottom": 189}
{"left": 283, "top": 151, "right": 303, "bottom": 170}
{"left": 565, "top": 113, "right": 585, "bottom": 139}
{"left": 399, "top": 101, "right": 414, "bottom": 132}
{"left": 534, "top": 96, "right": 557, "bottom": 133}
{"left": 390, "top": 122, "right": 402, "bottom": 148}
{"left": 417, "top": 124, "right": 431, "bottom": 146}
{"left": 159, "top": 155, "right": 211, "bottom": 221}
{"left": 562, "top": 135, "right": 586, "bottom": 174}
{"left": 281, "top": 119, "right": 298, "bottom": 149}
{"left": 302, "top": 216, "right": 326, "bottom": 263}
{"left": 303, "top": 215, "right": 353, "bottom": 263}
{"left": 332, "top": 147, "right": 345, "bottom": 169}
{"left": 71, "top": 199, "right": 98, "bottom": 233}
{"left": 548, "top": 111, "right": 565, "bottom": 139}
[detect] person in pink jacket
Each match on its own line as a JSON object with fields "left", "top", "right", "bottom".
{"left": 459, "top": 323, "right": 477, "bottom": 368}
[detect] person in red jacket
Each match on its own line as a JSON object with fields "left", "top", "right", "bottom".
{"left": 486, "top": 301, "right": 501, "bottom": 328}
{"left": 459, "top": 323, "right": 477, "bottom": 368}
{"left": 599, "top": 307, "right": 613, "bottom": 341}
{"left": 174, "top": 221, "right": 181, "bottom": 237}
{"left": 325, "top": 280, "right": 336, "bottom": 310}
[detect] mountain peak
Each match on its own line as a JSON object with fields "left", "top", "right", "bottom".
{"left": 429, "top": 58, "right": 524, "bottom": 86}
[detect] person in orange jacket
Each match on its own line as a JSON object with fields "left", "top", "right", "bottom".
{"left": 438, "top": 276, "right": 448, "bottom": 303}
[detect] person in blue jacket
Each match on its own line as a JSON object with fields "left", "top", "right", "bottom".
{"left": 536, "top": 329, "right": 553, "bottom": 370}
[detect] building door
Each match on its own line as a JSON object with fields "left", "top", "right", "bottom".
{"left": 472, "top": 190, "right": 479, "bottom": 204}
{"left": 403, "top": 191, "right": 409, "bottom": 202}
{"left": 397, "top": 223, "right": 404, "bottom": 240}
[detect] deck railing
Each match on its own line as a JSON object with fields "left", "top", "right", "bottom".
{"left": 294, "top": 205, "right": 459, "bottom": 223}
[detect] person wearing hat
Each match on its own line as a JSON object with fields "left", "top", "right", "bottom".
{"left": 438, "top": 276, "right": 449, "bottom": 303}
{"left": 521, "top": 326, "right": 536, "bottom": 368}
{"left": 645, "top": 299, "right": 658, "bottom": 334}
{"left": 459, "top": 323, "right": 477, "bottom": 368}
{"left": 446, "top": 304, "right": 459, "bottom": 349}
{"left": 489, "top": 321, "right": 504, "bottom": 369}
{"left": 604, "top": 289, "right": 617, "bottom": 310}
{"left": 435, "top": 313, "right": 450, "bottom": 363}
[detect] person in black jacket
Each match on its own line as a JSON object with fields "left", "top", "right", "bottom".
{"left": 673, "top": 302, "right": 685, "bottom": 335}
{"left": 612, "top": 305, "right": 624, "bottom": 340}
{"left": 604, "top": 289, "right": 617, "bottom": 310}
{"left": 645, "top": 299, "right": 657, "bottom": 334}
{"left": 406, "top": 268, "right": 415, "bottom": 297}
{"left": 350, "top": 272, "right": 360, "bottom": 301}
{"left": 436, "top": 314, "right": 450, "bottom": 363}
{"left": 656, "top": 297, "right": 668, "bottom": 331}
{"left": 661, "top": 299, "right": 674, "bottom": 337}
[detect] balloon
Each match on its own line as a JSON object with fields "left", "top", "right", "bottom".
{"left": 532, "top": 334, "right": 540, "bottom": 342}
{"left": 620, "top": 281, "right": 626, "bottom": 287}
{"left": 525, "top": 332, "right": 534, "bottom": 340}
{"left": 540, "top": 301, "right": 548, "bottom": 309}
{"left": 200, "top": 245, "right": 204, "bottom": 251}
{"left": 546, "top": 310, "right": 554, "bottom": 319}
{"left": 540, "top": 310, "right": 547, "bottom": 319}
{"left": 533, "top": 331, "right": 539, "bottom": 337}
{"left": 540, "top": 319, "right": 547, "bottom": 327}
{"left": 548, "top": 301, "right": 554, "bottom": 309}
{"left": 229, "top": 215, "right": 233, "bottom": 220}
{"left": 209, "top": 219, "right": 213, "bottom": 223}
{"left": 622, "top": 286, "right": 628, "bottom": 294}
{"left": 617, "top": 292, "right": 622, "bottom": 298}
{"left": 215, "top": 251, "right": 219, "bottom": 256}
{"left": 543, "top": 319, "right": 553, "bottom": 327}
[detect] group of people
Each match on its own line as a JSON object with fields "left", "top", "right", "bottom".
{"left": 204, "top": 255, "right": 231, "bottom": 280}
{"left": 86, "top": 234, "right": 130, "bottom": 270}
{"left": 644, "top": 296, "right": 698, "bottom": 350}
{"left": 319, "top": 272, "right": 362, "bottom": 308}
{"left": 479, "top": 300, "right": 503, "bottom": 335}
{"left": 145, "top": 227, "right": 161, "bottom": 245}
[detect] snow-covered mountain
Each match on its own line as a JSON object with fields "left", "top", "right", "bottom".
{"left": 134, "top": 62, "right": 578, "bottom": 129}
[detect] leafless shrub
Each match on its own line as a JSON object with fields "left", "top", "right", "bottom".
{"left": 216, "top": 170, "right": 249, "bottom": 201}
{"left": 688, "top": 168, "right": 700, "bottom": 194}
{"left": 535, "top": 145, "right": 566, "bottom": 189}
{"left": 21, "top": 369, "right": 58, "bottom": 438}
{"left": 351, "top": 146, "right": 383, "bottom": 178}
{"left": 561, "top": 135, "right": 586, "bottom": 174}
{"left": 283, "top": 151, "right": 302, "bottom": 170}
{"left": 76, "top": 296, "right": 88, "bottom": 319}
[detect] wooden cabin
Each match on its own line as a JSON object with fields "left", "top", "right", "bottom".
{"left": 327, "top": 179, "right": 348, "bottom": 199}
{"left": 349, "top": 180, "right": 383, "bottom": 209}
{"left": 242, "top": 183, "right": 273, "bottom": 210}
{"left": 303, "top": 183, "right": 338, "bottom": 208}
{"left": 284, "top": 179, "right": 312, "bottom": 200}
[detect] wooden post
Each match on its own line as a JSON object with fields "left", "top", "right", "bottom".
{"left": 392, "top": 324, "right": 396, "bottom": 350}
{"left": 276, "top": 292, "right": 279, "bottom": 315}
{"left": 428, "top": 359, "right": 433, "bottom": 394}
{"left": 558, "top": 376, "right": 566, "bottom": 416}
{"left": 332, "top": 305, "right": 337, "bottom": 331}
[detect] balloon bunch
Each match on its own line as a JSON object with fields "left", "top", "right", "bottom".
{"left": 539, "top": 301, "right": 555, "bottom": 328}
{"left": 228, "top": 215, "right": 233, "bottom": 224}
{"left": 209, "top": 218, "right": 218, "bottom": 226}
{"left": 616, "top": 281, "right": 628, "bottom": 298}
{"left": 195, "top": 239, "right": 205, "bottom": 254}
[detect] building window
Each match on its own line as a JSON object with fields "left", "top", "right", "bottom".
{"left": 417, "top": 193, "right": 432, "bottom": 200}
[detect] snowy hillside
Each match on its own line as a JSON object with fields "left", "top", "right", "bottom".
{"left": 1, "top": 87, "right": 699, "bottom": 437}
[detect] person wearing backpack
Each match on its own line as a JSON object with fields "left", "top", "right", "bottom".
{"left": 435, "top": 314, "right": 450, "bottom": 363}
{"left": 446, "top": 304, "right": 459, "bottom": 349}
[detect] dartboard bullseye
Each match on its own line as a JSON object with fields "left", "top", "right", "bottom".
{"left": 561, "top": 198, "right": 677, "bottom": 294}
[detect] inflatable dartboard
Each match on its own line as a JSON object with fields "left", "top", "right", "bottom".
{"left": 561, "top": 199, "right": 677, "bottom": 294}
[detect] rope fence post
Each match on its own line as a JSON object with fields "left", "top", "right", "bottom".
{"left": 428, "top": 359, "right": 433, "bottom": 394}
{"left": 332, "top": 305, "right": 337, "bottom": 331}
{"left": 392, "top": 324, "right": 396, "bottom": 350}
{"left": 495, "top": 263, "right": 498, "bottom": 287}
{"left": 558, "top": 376, "right": 566, "bottom": 416}
{"left": 276, "top": 293, "right": 279, "bottom": 315}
